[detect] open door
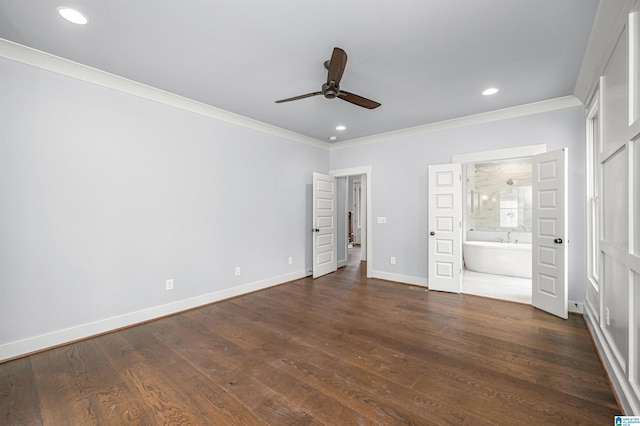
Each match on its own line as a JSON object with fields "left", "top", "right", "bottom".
{"left": 532, "top": 149, "right": 568, "bottom": 319}
{"left": 312, "top": 172, "right": 337, "bottom": 278}
{"left": 428, "top": 163, "right": 462, "bottom": 292}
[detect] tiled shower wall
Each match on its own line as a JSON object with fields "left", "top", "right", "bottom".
{"left": 465, "top": 161, "right": 532, "bottom": 232}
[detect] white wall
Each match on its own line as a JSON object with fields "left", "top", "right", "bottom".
{"left": 0, "top": 41, "right": 592, "bottom": 366}
{"left": 0, "top": 56, "right": 329, "bottom": 358}
{"left": 330, "top": 105, "right": 586, "bottom": 301}
{"left": 578, "top": 0, "right": 640, "bottom": 414}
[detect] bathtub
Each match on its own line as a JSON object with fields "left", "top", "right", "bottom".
{"left": 463, "top": 241, "right": 532, "bottom": 279}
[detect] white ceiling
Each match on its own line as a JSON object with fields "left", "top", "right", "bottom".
{"left": 0, "top": 1, "right": 600, "bottom": 142}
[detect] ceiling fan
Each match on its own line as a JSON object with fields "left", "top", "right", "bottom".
{"left": 275, "top": 47, "right": 381, "bottom": 109}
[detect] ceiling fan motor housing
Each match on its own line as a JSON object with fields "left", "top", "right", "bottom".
{"left": 322, "top": 82, "right": 339, "bottom": 99}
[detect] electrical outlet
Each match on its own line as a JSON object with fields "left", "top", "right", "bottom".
{"left": 569, "top": 301, "right": 584, "bottom": 314}
{"left": 166, "top": 279, "right": 174, "bottom": 291}
{"left": 390, "top": 256, "right": 396, "bottom": 265}
{"left": 288, "top": 257, "right": 293, "bottom": 265}
{"left": 235, "top": 267, "right": 241, "bottom": 276}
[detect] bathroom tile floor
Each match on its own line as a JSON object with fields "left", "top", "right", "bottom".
{"left": 462, "top": 268, "right": 532, "bottom": 304}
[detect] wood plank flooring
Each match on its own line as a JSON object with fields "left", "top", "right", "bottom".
{"left": 1, "top": 253, "right": 620, "bottom": 424}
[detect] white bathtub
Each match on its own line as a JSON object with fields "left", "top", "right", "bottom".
{"left": 463, "top": 241, "right": 532, "bottom": 279}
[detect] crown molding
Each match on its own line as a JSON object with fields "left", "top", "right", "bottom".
{"left": 0, "top": 38, "right": 329, "bottom": 151}
{"left": 330, "top": 96, "right": 583, "bottom": 151}
{"left": 573, "top": 0, "right": 637, "bottom": 105}
{"left": 1, "top": 37, "right": 585, "bottom": 153}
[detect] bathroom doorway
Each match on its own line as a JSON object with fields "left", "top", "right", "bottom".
{"left": 450, "top": 145, "right": 554, "bottom": 304}
{"left": 461, "top": 157, "right": 533, "bottom": 304}
{"left": 431, "top": 144, "right": 568, "bottom": 317}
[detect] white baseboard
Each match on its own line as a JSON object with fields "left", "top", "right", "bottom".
{"left": 0, "top": 270, "right": 306, "bottom": 362}
{"left": 371, "top": 270, "right": 428, "bottom": 287}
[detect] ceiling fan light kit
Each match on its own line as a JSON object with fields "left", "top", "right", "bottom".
{"left": 275, "top": 47, "right": 381, "bottom": 109}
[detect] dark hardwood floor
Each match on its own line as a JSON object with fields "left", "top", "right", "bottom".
{"left": 1, "top": 249, "right": 620, "bottom": 424}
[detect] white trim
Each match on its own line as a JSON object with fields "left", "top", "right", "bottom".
{"left": 574, "top": 0, "right": 635, "bottom": 105}
{"left": 630, "top": 12, "right": 639, "bottom": 127}
{"left": 330, "top": 97, "right": 582, "bottom": 151}
{"left": 452, "top": 144, "right": 547, "bottom": 164}
{"left": 330, "top": 166, "right": 372, "bottom": 176}
{"left": 371, "top": 270, "right": 429, "bottom": 288}
{"left": 584, "top": 305, "right": 639, "bottom": 415}
{"left": 330, "top": 166, "right": 373, "bottom": 278}
{"left": 0, "top": 38, "right": 328, "bottom": 150}
{"left": 0, "top": 270, "right": 306, "bottom": 362}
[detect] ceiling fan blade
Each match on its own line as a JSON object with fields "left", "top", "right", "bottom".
{"left": 338, "top": 91, "right": 381, "bottom": 109}
{"left": 327, "top": 47, "right": 347, "bottom": 85}
{"left": 275, "top": 92, "right": 322, "bottom": 103}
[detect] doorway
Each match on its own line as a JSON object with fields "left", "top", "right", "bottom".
{"left": 348, "top": 176, "right": 364, "bottom": 263}
{"left": 440, "top": 144, "right": 569, "bottom": 318}
{"left": 331, "top": 166, "right": 372, "bottom": 278}
{"left": 461, "top": 157, "right": 533, "bottom": 304}
{"left": 336, "top": 174, "right": 366, "bottom": 268}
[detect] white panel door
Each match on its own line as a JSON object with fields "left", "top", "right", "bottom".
{"left": 313, "top": 172, "right": 337, "bottom": 278}
{"left": 532, "top": 149, "right": 568, "bottom": 319}
{"left": 428, "top": 163, "right": 462, "bottom": 293}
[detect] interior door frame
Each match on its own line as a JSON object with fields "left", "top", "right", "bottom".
{"left": 451, "top": 144, "right": 548, "bottom": 165}
{"left": 330, "top": 166, "right": 372, "bottom": 278}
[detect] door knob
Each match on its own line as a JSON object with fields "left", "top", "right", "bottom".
{"left": 312, "top": 228, "right": 320, "bottom": 233}
{"left": 429, "top": 231, "right": 435, "bottom": 236}
{"left": 554, "top": 238, "right": 563, "bottom": 244}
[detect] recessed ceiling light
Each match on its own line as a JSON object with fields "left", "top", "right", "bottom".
{"left": 329, "top": 136, "right": 337, "bottom": 141}
{"left": 336, "top": 125, "right": 346, "bottom": 131}
{"left": 58, "top": 7, "right": 88, "bottom": 25}
{"left": 482, "top": 88, "right": 499, "bottom": 96}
